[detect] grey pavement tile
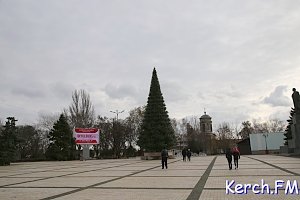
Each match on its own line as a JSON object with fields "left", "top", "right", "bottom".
{"left": 0, "top": 177, "right": 43, "bottom": 186}
{"left": 55, "top": 189, "right": 192, "bottom": 200}
{"left": 0, "top": 188, "right": 75, "bottom": 200}
{"left": 0, "top": 172, "right": 29, "bottom": 177}
{"left": 286, "top": 169, "right": 300, "bottom": 174}
{"left": 274, "top": 164, "right": 300, "bottom": 169}
{"left": 210, "top": 168, "right": 293, "bottom": 176}
{"left": 9, "top": 176, "right": 115, "bottom": 187}
{"left": 199, "top": 189, "right": 300, "bottom": 200}
{"left": 0, "top": 155, "right": 299, "bottom": 200}
{"left": 212, "top": 164, "right": 273, "bottom": 170}
{"left": 98, "top": 177, "right": 199, "bottom": 188}
{"left": 132, "top": 169, "right": 204, "bottom": 177}
{"left": 66, "top": 170, "right": 136, "bottom": 177}
{"left": 48, "top": 168, "right": 97, "bottom": 172}
{"left": 205, "top": 176, "right": 300, "bottom": 189}
{"left": 163, "top": 165, "right": 209, "bottom": 170}
{"left": 102, "top": 166, "right": 156, "bottom": 171}
{"left": 9, "top": 171, "right": 76, "bottom": 178}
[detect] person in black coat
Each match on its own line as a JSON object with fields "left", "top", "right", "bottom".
{"left": 161, "top": 147, "right": 169, "bottom": 169}
{"left": 187, "top": 149, "right": 192, "bottom": 161}
{"left": 225, "top": 148, "right": 233, "bottom": 170}
{"left": 182, "top": 148, "right": 187, "bottom": 162}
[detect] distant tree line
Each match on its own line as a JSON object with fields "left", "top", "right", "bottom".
{"left": 170, "top": 116, "right": 287, "bottom": 154}
{"left": 0, "top": 89, "right": 145, "bottom": 165}
{"left": 0, "top": 87, "right": 290, "bottom": 165}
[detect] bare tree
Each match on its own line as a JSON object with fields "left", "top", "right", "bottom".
{"left": 125, "top": 106, "right": 145, "bottom": 147}
{"left": 216, "top": 122, "right": 235, "bottom": 152}
{"left": 238, "top": 121, "right": 253, "bottom": 139}
{"left": 252, "top": 119, "right": 286, "bottom": 133}
{"left": 65, "top": 89, "right": 95, "bottom": 128}
{"left": 35, "top": 112, "right": 60, "bottom": 153}
{"left": 268, "top": 118, "right": 286, "bottom": 132}
{"left": 37, "top": 112, "right": 60, "bottom": 132}
{"left": 94, "top": 116, "right": 112, "bottom": 158}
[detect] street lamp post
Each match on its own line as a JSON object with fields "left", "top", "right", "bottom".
{"left": 110, "top": 110, "right": 124, "bottom": 121}
{"left": 263, "top": 133, "right": 269, "bottom": 154}
{"left": 110, "top": 110, "right": 124, "bottom": 158}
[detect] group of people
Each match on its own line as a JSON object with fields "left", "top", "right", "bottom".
{"left": 181, "top": 148, "right": 192, "bottom": 162}
{"left": 161, "top": 146, "right": 241, "bottom": 170}
{"left": 160, "top": 147, "right": 192, "bottom": 169}
{"left": 225, "top": 146, "right": 240, "bottom": 170}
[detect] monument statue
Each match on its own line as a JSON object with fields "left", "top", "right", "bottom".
{"left": 291, "top": 88, "right": 300, "bottom": 154}
{"left": 292, "top": 88, "right": 300, "bottom": 113}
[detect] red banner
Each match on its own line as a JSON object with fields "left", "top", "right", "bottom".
{"left": 73, "top": 128, "right": 100, "bottom": 145}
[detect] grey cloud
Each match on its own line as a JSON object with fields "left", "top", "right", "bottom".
{"left": 51, "top": 82, "right": 74, "bottom": 99}
{"left": 161, "top": 81, "right": 189, "bottom": 103}
{"left": 11, "top": 87, "right": 45, "bottom": 98}
{"left": 197, "top": 92, "right": 206, "bottom": 100}
{"left": 1, "top": 1, "right": 300, "bottom": 125}
{"left": 104, "top": 84, "right": 138, "bottom": 100}
{"left": 263, "top": 86, "right": 291, "bottom": 107}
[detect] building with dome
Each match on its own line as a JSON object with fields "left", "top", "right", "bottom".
{"left": 199, "top": 112, "right": 215, "bottom": 154}
{"left": 200, "top": 112, "right": 212, "bottom": 134}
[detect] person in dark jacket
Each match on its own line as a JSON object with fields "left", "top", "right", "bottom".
{"left": 231, "top": 146, "right": 240, "bottom": 169}
{"left": 182, "top": 148, "right": 187, "bottom": 162}
{"left": 161, "top": 147, "right": 169, "bottom": 169}
{"left": 225, "top": 148, "right": 233, "bottom": 170}
{"left": 187, "top": 149, "right": 192, "bottom": 161}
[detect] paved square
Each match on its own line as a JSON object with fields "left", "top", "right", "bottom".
{"left": 0, "top": 155, "right": 299, "bottom": 199}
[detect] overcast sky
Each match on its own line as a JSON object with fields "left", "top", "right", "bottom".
{"left": 1, "top": 0, "right": 300, "bottom": 129}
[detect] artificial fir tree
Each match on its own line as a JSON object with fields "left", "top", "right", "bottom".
{"left": 46, "top": 114, "right": 76, "bottom": 160}
{"left": 138, "top": 68, "right": 175, "bottom": 152}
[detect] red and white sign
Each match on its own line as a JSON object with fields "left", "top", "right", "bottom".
{"left": 73, "top": 128, "right": 99, "bottom": 145}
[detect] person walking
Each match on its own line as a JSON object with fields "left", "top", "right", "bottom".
{"left": 187, "top": 149, "right": 192, "bottom": 161}
{"left": 232, "top": 146, "right": 240, "bottom": 169}
{"left": 182, "top": 148, "right": 187, "bottom": 162}
{"left": 161, "top": 147, "right": 169, "bottom": 169}
{"left": 225, "top": 148, "right": 233, "bottom": 170}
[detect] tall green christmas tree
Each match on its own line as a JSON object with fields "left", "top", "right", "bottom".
{"left": 46, "top": 114, "right": 76, "bottom": 161}
{"left": 138, "top": 68, "right": 175, "bottom": 152}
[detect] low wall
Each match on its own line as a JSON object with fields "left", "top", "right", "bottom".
{"left": 141, "top": 151, "right": 175, "bottom": 160}
{"left": 251, "top": 150, "right": 280, "bottom": 155}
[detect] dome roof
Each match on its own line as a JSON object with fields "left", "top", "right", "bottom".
{"left": 200, "top": 112, "right": 211, "bottom": 119}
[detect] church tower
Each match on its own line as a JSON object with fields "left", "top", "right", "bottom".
{"left": 200, "top": 112, "right": 212, "bottom": 134}
{"left": 199, "top": 111, "right": 213, "bottom": 154}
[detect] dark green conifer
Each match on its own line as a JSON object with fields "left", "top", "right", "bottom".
{"left": 0, "top": 117, "right": 18, "bottom": 165}
{"left": 46, "top": 114, "right": 76, "bottom": 160}
{"left": 284, "top": 107, "right": 295, "bottom": 145}
{"left": 138, "top": 68, "right": 175, "bottom": 152}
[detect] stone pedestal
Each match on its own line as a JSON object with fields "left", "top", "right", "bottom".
{"left": 82, "top": 145, "right": 91, "bottom": 160}
{"left": 293, "top": 113, "right": 300, "bottom": 154}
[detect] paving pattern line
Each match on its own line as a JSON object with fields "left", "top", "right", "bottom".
{"left": 186, "top": 156, "right": 217, "bottom": 200}
{"left": 0, "top": 160, "right": 145, "bottom": 188}
{"left": 40, "top": 159, "right": 181, "bottom": 200}
{"left": 209, "top": 174, "right": 293, "bottom": 177}
{"left": 246, "top": 156, "right": 300, "bottom": 176}
{"left": 0, "top": 159, "right": 131, "bottom": 178}
{"left": 90, "top": 187, "right": 193, "bottom": 190}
